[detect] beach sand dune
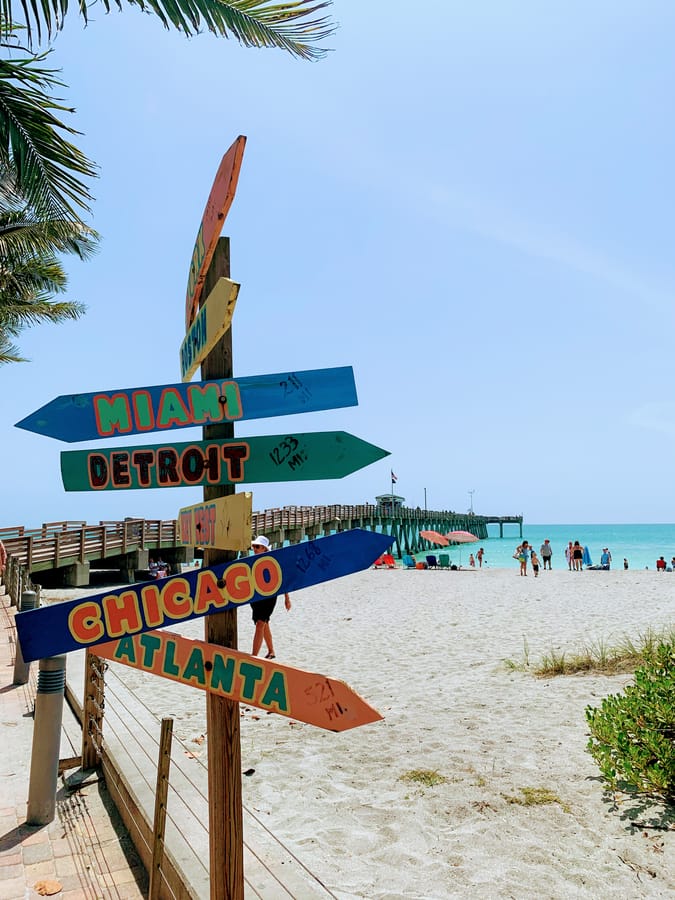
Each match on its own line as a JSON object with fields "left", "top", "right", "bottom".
{"left": 48, "top": 567, "right": 675, "bottom": 898}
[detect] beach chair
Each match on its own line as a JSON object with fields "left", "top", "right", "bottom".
{"left": 402, "top": 554, "right": 416, "bottom": 568}
{"left": 382, "top": 553, "right": 396, "bottom": 568}
{"left": 425, "top": 554, "right": 438, "bottom": 569}
{"left": 438, "top": 553, "right": 450, "bottom": 569}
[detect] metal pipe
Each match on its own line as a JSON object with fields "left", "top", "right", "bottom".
{"left": 13, "top": 590, "right": 39, "bottom": 685}
{"left": 27, "top": 655, "right": 67, "bottom": 825}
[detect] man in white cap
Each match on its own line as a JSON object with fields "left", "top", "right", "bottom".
{"left": 250, "top": 536, "right": 291, "bottom": 659}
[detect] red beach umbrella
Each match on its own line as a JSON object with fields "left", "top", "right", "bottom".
{"left": 419, "top": 530, "right": 449, "bottom": 546}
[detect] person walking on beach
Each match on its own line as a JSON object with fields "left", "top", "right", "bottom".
{"left": 530, "top": 548, "right": 540, "bottom": 577}
{"left": 515, "top": 541, "right": 530, "bottom": 576}
{"left": 572, "top": 541, "right": 583, "bottom": 571}
{"left": 540, "top": 540, "right": 552, "bottom": 570}
{"left": 565, "top": 541, "right": 574, "bottom": 570}
{"left": 477, "top": 547, "right": 484, "bottom": 567}
{"left": 469, "top": 553, "right": 475, "bottom": 568}
{"left": 624, "top": 558, "right": 629, "bottom": 570}
{"left": 250, "top": 536, "right": 291, "bottom": 659}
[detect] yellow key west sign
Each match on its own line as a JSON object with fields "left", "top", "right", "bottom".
{"left": 178, "top": 492, "right": 252, "bottom": 551}
{"left": 179, "top": 277, "right": 240, "bottom": 382}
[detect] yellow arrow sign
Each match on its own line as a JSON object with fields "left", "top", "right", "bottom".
{"left": 96, "top": 631, "right": 383, "bottom": 732}
{"left": 179, "top": 277, "right": 240, "bottom": 382}
{"left": 178, "top": 492, "right": 252, "bottom": 551}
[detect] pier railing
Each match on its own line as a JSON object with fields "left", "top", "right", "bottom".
{"left": 0, "top": 518, "right": 180, "bottom": 573}
{"left": 0, "top": 507, "right": 523, "bottom": 580}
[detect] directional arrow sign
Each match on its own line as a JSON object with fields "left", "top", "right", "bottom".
{"left": 180, "top": 277, "right": 239, "bottom": 382}
{"left": 15, "top": 366, "right": 357, "bottom": 443}
{"left": 60, "top": 431, "right": 389, "bottom": 492}
{"left": 15, "top": 529, "right": 394, "bottom": 662}
{"left": 178, "top": 492, "right": 252, "bottom": 551}
{"left": 96, "top": 632, "right": 382, "bottom": 732}
{"left": 185, "top": 135, "right": 246, "bottom": 330}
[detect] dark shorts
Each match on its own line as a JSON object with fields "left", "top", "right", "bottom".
{"left": 533, "top": 564, "right": 539, "bottom": 573}
{"left": 251, "top": 596, "right": 277, "bottom": 623}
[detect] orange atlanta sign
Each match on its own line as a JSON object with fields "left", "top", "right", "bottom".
{"left": 97, "top": 631, "right": 382, "bottom": 732}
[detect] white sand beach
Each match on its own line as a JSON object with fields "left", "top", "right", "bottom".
{"left": 46, "top": 565, "right": 675, "bottom": 898}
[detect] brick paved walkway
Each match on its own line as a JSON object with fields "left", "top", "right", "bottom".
{"left": 0, "top": 591, "right": 148, "bottom": 900}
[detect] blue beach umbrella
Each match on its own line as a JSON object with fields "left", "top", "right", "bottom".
{"left": 582, "top": 546, "right": 592, "bottom": 567}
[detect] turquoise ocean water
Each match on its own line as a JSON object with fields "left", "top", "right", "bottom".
{"left": 412, "top": 524, "right": 675, "bottom": 571}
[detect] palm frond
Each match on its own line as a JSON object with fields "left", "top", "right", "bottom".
{"left": 0, "top": 295, "right": 85, "bottom": 328}
{"left": 2, "top": 0, "right": 335, "bottom": 59}
{"left": 0, "top": 329, "right": 25, "bottom": 362}
{"left": 0, "top": 209, "right": 98, "bottom": 260}
{"left": 0, "top": 52, "right": 97, "bottom": 219}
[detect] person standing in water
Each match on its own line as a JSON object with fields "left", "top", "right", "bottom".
{"left": 250, "top": 536, "right": 291, "bottom": 659}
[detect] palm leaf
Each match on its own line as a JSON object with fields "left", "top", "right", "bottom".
{"left": 0, "top": 329, "right": 24, "bottom": 362}
{"left": 0, "top": 161, "right": 90, "bottom": 362}
{"left": 2, "top": 0, "right": 335, "bottom": 59}
{"left": 0, "top": 52, "right": 97, "bottom": 219}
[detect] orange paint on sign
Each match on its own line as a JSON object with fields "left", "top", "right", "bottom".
{"left": 96, "top": 631, "right": 383, "bottom": 732}
{"left": 185, "top": 136, "right": 246, "bottom": 330}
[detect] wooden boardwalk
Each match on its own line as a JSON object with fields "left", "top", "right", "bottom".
{"left": 0, "top": 507, "right": 523, "bottom": 582}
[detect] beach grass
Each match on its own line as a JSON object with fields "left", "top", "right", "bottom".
{"left": 505, "top": 626, "right": 675, "bottom": 676}
{"left": 502, "top": 787, "right": 571, "bottom": 813}
{"left": 399, "top": 769, "right": 448, "bottom": 787}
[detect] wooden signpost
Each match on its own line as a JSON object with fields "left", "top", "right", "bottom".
{"left": 15, "top": 137, "right": 393, "bottom": 900}
{"left": 95, "top": 631, "right": 382, "bottom": 732}
{"left": 180, "top": 278, "right": 240, "bottom": 382}
{"left": 15, "top": 530, "right": 395, "bottom": 663}
{"left": 178, "top": 493, "right": 252, "bottom": 551}
{"left": 60, "top": 431, "right": 389, "bottom": 492}
{"left": 15, "top": 365, "right": 358, "bottom": 443}
{"left": 185, "top": 135, "right": 246, "bottom": 329}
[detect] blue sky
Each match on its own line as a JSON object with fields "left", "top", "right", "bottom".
{"left": 2, "top": 1, "right": 675, "bottom": 526}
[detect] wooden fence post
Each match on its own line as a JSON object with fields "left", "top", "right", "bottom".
{"left": 149, "top": 717, "right": 173, "bottom": 900}
{"left": 81, "top": 650, "right": 105, "bottom": 769}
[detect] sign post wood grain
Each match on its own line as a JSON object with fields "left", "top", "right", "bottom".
{"left": 197, "top": 235, "right": 242, "bottom": 900}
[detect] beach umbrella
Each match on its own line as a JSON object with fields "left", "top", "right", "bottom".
{"left": 445, "top": 530, "right": 479, "bottom": 565}
{"left": 445, "top": 530, "right": 479, "bottom": 544}
{"left": 582, "top": 546, "right": 592, "bottom": 567}
{"left": 419, "top": 530, "right": 449, "bottom": 546}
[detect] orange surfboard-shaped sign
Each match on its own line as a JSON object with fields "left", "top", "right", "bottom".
{"left": 185, "top": 135, "right": 246, "bottom": 330}
{"left": 96, "top": 630, "right": 383, "bottom": 732}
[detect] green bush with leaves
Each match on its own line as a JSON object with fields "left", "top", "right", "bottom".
{"left": 585, "top": 641, "right": 675, "bottom": 800}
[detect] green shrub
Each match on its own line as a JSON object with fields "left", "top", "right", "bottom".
{"left": 585, "top": 642, "right": 675, "bottom": 800}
